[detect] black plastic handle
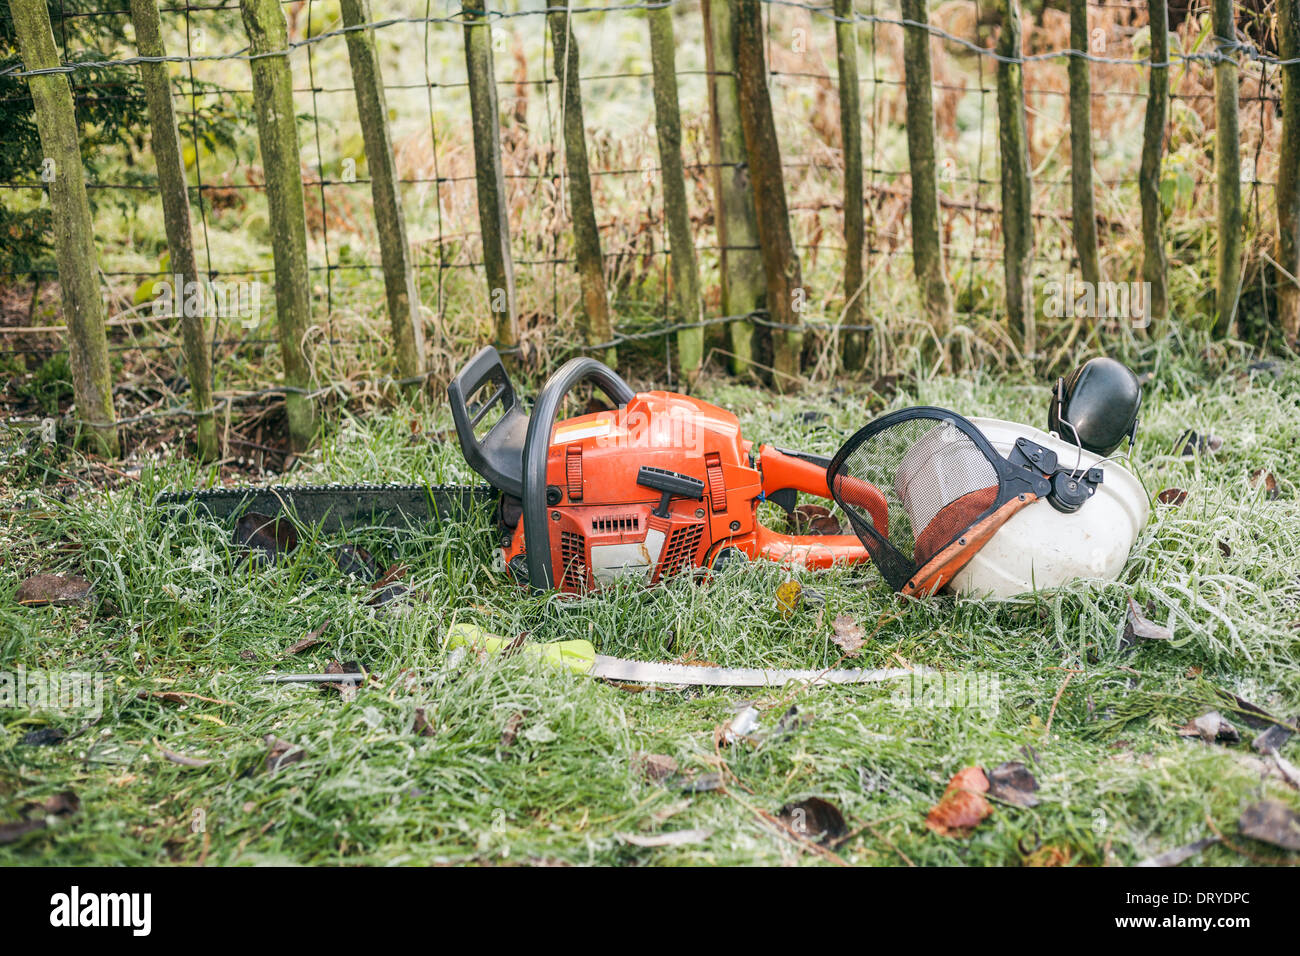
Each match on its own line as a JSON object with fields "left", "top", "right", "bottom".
{"left": 447, "top": 346, "right": 527, "bottom": 498}
{"left": 522, "top": 357, "right": 635, "bottom": 589}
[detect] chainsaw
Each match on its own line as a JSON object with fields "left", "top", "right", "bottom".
{"left": 159, "top": 346, "right": 883, "bottom": 592}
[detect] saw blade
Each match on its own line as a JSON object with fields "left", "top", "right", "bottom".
{"left": 588, "top": 655, "right": 918, "bottom": 687}
{"left": 155, "top": 482, "right": 495, "bottom": 531}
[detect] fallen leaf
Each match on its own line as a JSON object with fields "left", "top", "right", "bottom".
{"left": 20, "top": 727, "right": 66, "bottom": 747}
{"left": 790, "top": 504, "right": 832, "bottom": 534}
{"left": 367, "top": 583, "right": 411, "bottom": 609}
{"left": 1253, "top": 720, "right": 1297, "bottom": 755}
{"left": 412, "top": 707, "right": 435, "bottom": 737}
{"left": 1237, "top": 800, "right": 1300, "bottom": 852}
{"left": 1135, "top": 836, "right": 1220, "bottom": 867}
{"left": 775, "top": 580, "right": 803, "bottom": 618}
{"left": 777, "top": 796, "right": 848, "bottom": 845}
{"left": 633, "top": 752, "right": 678, "bottom": 782}
{"left": 618, "top": 828, "right": 713, "bottom": 848}
{"left": 333, "top": 544, "right": 379, "bottom": 582}
{"left": 1023, "top": 844, "right": 1074, "bottom": 867}
{"left": 234, "top": 513, "right": 298, "bottom": 565}
{"left": 0, "top": 819, "right": 46, "bottom": 844}
{"left": 1250, "top": 470, "right": 1280, "bottom": 500}
{"left": 830, "top": 614, "right": 865, "bottom": 656}
{"left": 1270, "top": 751, "right": 1300, "bottom": 790}
{"left": 925, "top": 766, "right": 993, "bottom": 837}
{"left": 1156, "top": 488, "right": 1188, "bottom": 506}
{"left": 810, "top": 515, "right": 842, "bottom": 535}
{"left": 1177, "top": 430, "right": 1222, "bottom": 457}
{"left": 16, "top": 574, "right": 93, "bottom": 607}
{"left": 499, "top": 711, "right": 525, "bottom": 749}
{"left": 264, "top": 735, "right": 306, "bottom": 773}
{"left": 986, "top": 761, "right": 1040, "bottom": 807}
{"left": 773, "top": 704, "right": 811, "bottom": 739}
{"left": 238, "top": 650, "right": 257, "bottom": 661}
{"left": 1121, "top": 597, "right": 1173, "bottom": 646}
{"left": 31, "top": 791, "right": 79, "bottom": 817}
{"left": 286, "top": 619, "right": 331, "bottom": 655}
{"left": 1177, "top": 710, "right": 1240, "bottom": 744}
{"left": 1217, "top": 540, "right": 1232, "bottom": 557}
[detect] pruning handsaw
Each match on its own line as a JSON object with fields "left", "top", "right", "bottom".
{"left": 155, "top": 482, "right": 496, "bottom": 531}
{"left": 445, "top": 624, "right": 918, "bottom": 688}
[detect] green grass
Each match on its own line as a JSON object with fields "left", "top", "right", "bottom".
{"left": 2, "top": 345, "right": 1299, "bottom": 866}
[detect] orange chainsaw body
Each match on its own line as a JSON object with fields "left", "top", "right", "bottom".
{"left": 500, "top": 391, "right": 881, "bottom": 592}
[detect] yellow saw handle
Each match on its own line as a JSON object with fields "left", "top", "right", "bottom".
{"left": 445, "top": 623, "right": 595, "bottom": 676}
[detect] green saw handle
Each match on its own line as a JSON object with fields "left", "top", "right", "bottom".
{"left": 446, "top": 623, "right": 595, "bottom": 676}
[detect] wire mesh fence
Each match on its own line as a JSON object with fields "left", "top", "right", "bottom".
{"left": 0, "top": 0, "right": 1291, "bottom": 438}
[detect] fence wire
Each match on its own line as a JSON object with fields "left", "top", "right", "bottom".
{"left": 0, "top": 0, "right": 1287, "bottom": 430}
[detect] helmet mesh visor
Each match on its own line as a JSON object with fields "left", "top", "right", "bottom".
{"left": 833, "top": 416, "right": 999, "bottom": 583}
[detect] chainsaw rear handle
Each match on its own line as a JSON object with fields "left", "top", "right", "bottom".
{"left": 522, "top": 357, "right": 636, "bottom": 590}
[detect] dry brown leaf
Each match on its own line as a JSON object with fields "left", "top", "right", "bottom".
{"left": 1250, "top": 470, "right": 1280, "bottom": 500}
{"left": 830, "top": 614, "right": 865, "bottom": 656}
{"left": 1123, "top": 597, "right": 1173, "bottom": 644}
{"left": 986, "top": 761, "right": 1039, "bottom": 807}
{"left": 264, "top": 735, "right": 305, "bottom": 773}
{"left": 1238, "top": 800, "right": 1300, "bottom": 851}
{"left": 1156, "top": 488, "right": 1188, "bottom": 506}
{"left": 925, "top": 766, "right": 992, "bottom": 837}
{"left": 16, "top": 574, "right": 93, "bottom": 607}
{"left": 777, "top": 796, "right": 848, "bottom": 845}
{"left": 633, "top": 752, "right": 679, "bottom": 782}
{"left": 412, "top": 707, "right": 435, "bottom": 738}
{"left": 500, "top": 711, "right": 525, "bottom": 749}
{"left": 286, "top": 619, "right": 331, "bottom": 655}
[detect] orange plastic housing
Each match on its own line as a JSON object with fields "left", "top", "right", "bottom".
{"left": 501, "top": 391, "right": 882, "bottom": 591}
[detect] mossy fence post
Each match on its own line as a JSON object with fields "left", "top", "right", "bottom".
{"left": 648, "top": 1, "right": 703, "bottom": 380}
{"left": 1212, "top": 0, "right": 1243, "bottom": 336}
{"left": 547, "top": 0, "right": 614, "bottom": 365}
{"left": 340, "top": 0, "right": 426, "bottom": 386}
{"left": 11, "top": 0, "right": 118, "bottom": 457}
{"left": 833, "top": 0, "right": 866, "bottom": 371}
{"left": 1140, "top": 0, "right": 1170, "bottom": 329}
{"left": 734, "top": 0, "right": 803, "bottom": 386}
{"left": 900, "top": 0, "right": 952, "bottom": 343}
{"left": 462, "top": 2, "right": 519, "bottom": 358}
{"left": 1067, "top": 0, "right": 1101, "bottom": 289}
{"left": 995, "top": 0, "right": 1035, "bottom": 357}
{"left": 130, "top": 0, "right": 216, "bottom": 460}
{"left": 702, "top": 0, "right": 763, "bottom": 376}
{"left": 1279, "top": 0, "right": 1300, "bottom": 344}
{"left": 239, "top": 0, "right": 316, "bottom": 451}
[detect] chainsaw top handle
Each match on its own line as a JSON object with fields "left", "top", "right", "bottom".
{"left": 448, "top": 346, "right": 534, "bottom": 499}
{"left": 522, "top": 356, "right": 636, "bottom": 589}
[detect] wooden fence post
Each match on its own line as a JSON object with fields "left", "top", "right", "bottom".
{"left": 340, "top": 0, "right": 426, "bottom": 385}
{"left": 11, "top": 0, "right": 118, "bottom": 457}
{"left": 129, "top": 0, "right": 216, "bottom": 460}
{"left": 648, "top": 1, "right": 703, "bottom": 380}
{"left": 702, "top": 0, "right": 763, "bottom": 376}
{"left": 900, "top": 0, "right": 952, "bottom": 336}
{"left": 1212, "top": 0, "right": 1243, "bottom": 336}
{"left": 1068, "top": 0, "right": 1101, "bottom": 288}
{"left": 1279, "top": 0, "right": 1300, "bottom": 344}
{"left": 240, "top": 0, "right": 316, "bottom": 450}
{"left": 833, "top": 0, "right": 866, "bottom": 371}
{"left": 734, "top": 0, "right": 802, "bottom": 385}
{"left": 995, "top": 0, "right": 1035, "bottom": 356}
{"left": 462, "top": 2, "right": 519, "bottom": 357}
{"left": 1140, "top": 0, "right": 1170, "bottom": 329}
{"left": 547, "top": 0, "right": 614, "bottom": 365}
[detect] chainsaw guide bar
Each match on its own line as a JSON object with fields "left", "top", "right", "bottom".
{"left": 155, "top": 482, "right": 495, "bottom": 532}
